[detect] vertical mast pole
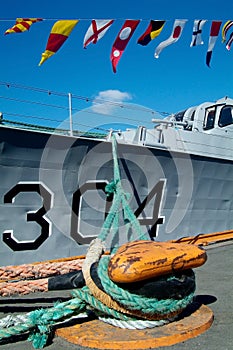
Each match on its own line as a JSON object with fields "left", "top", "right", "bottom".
{"left": 68, "top": 92, "right": 73, "bottom": 136}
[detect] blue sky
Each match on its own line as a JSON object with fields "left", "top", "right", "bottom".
{"left": 0, "top": 0, "right": 232, "bottom": 132}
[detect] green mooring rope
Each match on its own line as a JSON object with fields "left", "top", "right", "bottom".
{"left": 97, "top": 255, "right": 194, "bottom": 317}
{"left": 0, "top": 135, "right": 195, "bottom": 349}
{"left": 98, "top": 134, "right": 148, "bottom": 248}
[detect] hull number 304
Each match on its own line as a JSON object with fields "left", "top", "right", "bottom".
{"left": 2, "top": 180, "right": 166, "bottom": 251}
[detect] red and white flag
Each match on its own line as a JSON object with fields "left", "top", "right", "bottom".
{"left": 206, "top": 21, "right": 222, "bottom": 67}
{"left": 154, "top": 19, "right": 187, "bottom": 58}
{"left": 190, "top": 19, "right": 207, "bottom": 46}
{"left": 83, "top": 19, "right": 114, "bottom": 48}
{"left": 110, "top": 19, "right": 140, "bottom": 73}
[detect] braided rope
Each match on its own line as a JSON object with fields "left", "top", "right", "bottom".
{"left": 0, "top": 278, "right": 48, "bottom": 296}
{"left": 0, "top": 285, "right": 137, "bottom": 347}
{"left": 98, "top": 317, "right": 172, "bottom": 329}
{"left": 82, "top": 238, "right": 135, "bottom": 316}
{"left": 0, "top": 297, "right": 87, "bottom": 348}
{"left": 98, "top": 135, "right": 148, "bottom": 246}
{"left": 81, "top": 240, "right": 193, "bottom": 321}
{"left": 72, "top": 287, "right": 137, "bottom": 321}
{"left": 0, "top": 259, "right": 83, "bottom": 282}
{"left": 98, "top": 255, "right": 194, "bottom": 320}
{"left": 0, "top": 312, "right": 88, "bottom": 329}
{"left": 0, "top": 314, "right": 28, "bottom": 328}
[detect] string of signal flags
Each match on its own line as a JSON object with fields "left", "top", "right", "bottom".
{"left": 3, "top": 18, "right": 233, "bottom": 72}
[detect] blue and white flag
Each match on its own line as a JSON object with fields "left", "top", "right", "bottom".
{"left": 190, "top": 19, "right": 207, "bottom": 46}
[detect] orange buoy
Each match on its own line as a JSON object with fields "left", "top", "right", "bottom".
{"left": 108, "top": 240, "right": 207, "bottom": 283}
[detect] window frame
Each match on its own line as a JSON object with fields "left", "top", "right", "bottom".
{"left": 218, "top": 105, "right": 233, "bottom": 128}
{"left": 203, "top": 106, "right": 216, "bottom": 130}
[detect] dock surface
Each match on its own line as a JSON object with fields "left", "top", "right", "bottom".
{"left": 0, "top": 241, "right": 232, "bottom": 350}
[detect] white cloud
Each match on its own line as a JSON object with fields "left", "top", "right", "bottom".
{"left": 91, "top": 89, "right": 132, "bottom": 115}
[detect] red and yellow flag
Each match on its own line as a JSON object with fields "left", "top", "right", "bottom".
{"left": 39, "top": 20, "right": 79, "bottom": 66}
{"left": 5, "top": 18, "right": 42, "bottom": 35}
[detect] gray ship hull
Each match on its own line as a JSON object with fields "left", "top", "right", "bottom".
{"left": 0, "top": 125, "right": 233, "bottom": 265}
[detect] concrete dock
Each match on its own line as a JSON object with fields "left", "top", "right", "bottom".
{"left": 0, "top": 241, "right": 232, "bottom": 350}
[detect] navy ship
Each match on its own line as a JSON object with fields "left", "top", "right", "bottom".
{"left": 0, "top": 89, "right": 232, "bottom": 265}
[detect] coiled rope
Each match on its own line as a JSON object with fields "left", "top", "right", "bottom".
{"left": 97, "top": 255, "right": 194, "bottom": 320}
{"left": 0, "top": 135, "right": 195, "bottom": 349}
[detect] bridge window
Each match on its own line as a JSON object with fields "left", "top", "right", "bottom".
{"left": 174, "top": 110, "right": 186, "bottom": 122}
{"left": 218, "top": 106, "right": 233, "bottom": 127}
{"left": 203, "top": 107, "right": 215, "bottom": 130}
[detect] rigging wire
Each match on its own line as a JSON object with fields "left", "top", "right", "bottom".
{"left": 0, "top": 17, "right": 231, "bottom": 22}
{"left": 1, "top": 112, "right": 63, "bottom": 124}
{"left": 0, "top": 103, "right": 160, "bottom": 127}
{"left": 0, "top": 80, "right": 172, "bottom": 133}
{"left": 0, "top": 95, "right": 68, "bottom": 111}
{"left": 0, "top": 17, "right": 170, "bottom": 22}
{"left": 2, "top": 112, "right": 112, "bottom": 133}
{"left": 0, "top": 81, "right": 170, "bottom": 117}
{"left": 2, "top": 107, "right": 155, "bottom": 130}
